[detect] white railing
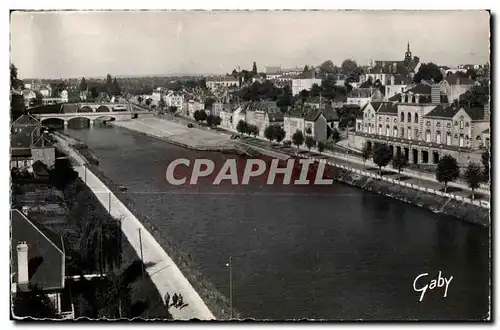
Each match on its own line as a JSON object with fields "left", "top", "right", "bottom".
{"left": 296, "top": 152, "right": 489, "bottom": 209}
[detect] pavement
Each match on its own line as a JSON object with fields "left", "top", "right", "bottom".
{"left": 53, "top": 133, "right": 216, "bottom": 320}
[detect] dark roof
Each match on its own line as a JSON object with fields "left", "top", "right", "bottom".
{"left": 390, "top": 75, "right": 413, "bottom": 85}
{"left": 482, "top": 128, "right": 490, "bottom": 134}
{"left": 445, "top": 73, "right": 474, "bottom": 86}
{"left": 406, "top": 83, "right": 432, "bottom": 94}
{"left": 322, "top": 107, "right": 339, "bottom": 122}
{"left": 12, "top": 114, "right": 41, "bottom": 127}
{"left": 11, "top": 209, "right": 65, "bottom": 290}
{"left": 32, "top": 135, "right": 53, "bottom": 148}
{"left": 11, "top": 148, "right": 31, "bottom": 157}
{"left": 268, "top": 112, "right": 284, "bottom": 122}
{"left": 248, "top": 101, "right": 279, "bottom": 112}
{"left": 303, "top": 107, "right": 322, "bottom": 122}
{"left": 464, "top": 107, "right": 485, "bottom": 121}
{"left": 348, "top": 88, "right": 378, "bottom": 98}
{"left": 32, "top": 160, "right": 50, "bottom": 176}
{"left": 424, "top": 105, "right": 458, "bottom": 118}
{"left": 377, "top": 102, "right": 398, "bottom": 115}
{"left": 266, "top": 66, "right": 282, "bottom": 75}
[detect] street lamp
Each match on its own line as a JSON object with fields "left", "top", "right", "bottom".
{"left": 226, "top": 257, "right": 233, "bottom": 320}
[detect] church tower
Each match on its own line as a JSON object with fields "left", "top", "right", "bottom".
{"left": 404, "top": 42, "right": 412, "bottom": 66}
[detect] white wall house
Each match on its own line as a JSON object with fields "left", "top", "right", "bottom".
{"left": 292, "top": 78, "right": 322, "bottom": 95}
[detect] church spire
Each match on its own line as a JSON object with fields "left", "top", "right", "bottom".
{"left": 407, "top": 41, "right": 410, "bottom": 53}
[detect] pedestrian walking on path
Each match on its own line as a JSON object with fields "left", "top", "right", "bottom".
{"left": 164, "top": 293, "right": 170, "bottom": 308}
{"left": 177, "top": 294, "right": 184, "bottom": 308}
{"left": 172, "top": 293, "right": 178, "bottom": 307}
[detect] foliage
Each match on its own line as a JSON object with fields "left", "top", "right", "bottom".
{"left": 458, "top": 85, "right": 490, "bottom": 108}
{"left": 49, "top": 158, "right": 78, "bottom": 190}
{"left": 317, "top": 141, "right": 325, "bottom": 153}
{"left": 204, "top": 97, "right": 216, "bottom": 110}
{"left": 372, "top": 142, "right": 393, "bottom": 175}
{"left": 264, "top": 125, "right": 275, "bottom": 142}
{"left": 12, "top": 285, "right": 59, "bottom": 319}
{"left": 236, "top": 120, "right": 248, "bottom": 135}
{"left": 392, "top": 149, "right": 408, "bottom": 176}
{"left": 239, "top": 80, "right": 282, "bottom": 101}
{"left": 276, "top": 85, "right": 294, "bottom": 112}
{"left": 274, "top": 126, "right": 286, "bottom": 142}
{"left": 158, "top": 98, "right": 166, "bottom": 109}
{"left": 10, "top": 63, "right": 24, "bottom": 90}
{"left": 168, "top": 106, "right": 178, "bottom": 114}
{"left": 248, "top": 124, "right": 259, "bottom": 137}
{"left": 341, "top": 59, "right": 358, "bottom": 75}
{"left": 481, "top": 150, "right": 490, "bottom": 182}
{"left": 137, "top": 96, "right": 143, "bottom": 104}
{"left": 464, "top": 162, "right": 483, "bottom": 199}
{"left": 331, "top": 128, "right": 340, "bottom": 142}
{"left": 292, "top": 130, "right": 305, "bottom": 149}
{"left": 435, "top": 155, "right": 460, "bottom": 192}
{"left": 413, "top": 62, "right": 443, "bottom": 83}
{"left": 193, "top": 110, "right": 207, "bottom": 123}
{"left": 305, "top": 136, "right": 316, "bottom": 150}
{"left": 252, "top": 62, "right": 258, "bottom": 74}
{"left": 79, "top": 77, "right": 88, "bottom": 91}
{"left": 145, "top": 98, "right": 152, "bottom": 107}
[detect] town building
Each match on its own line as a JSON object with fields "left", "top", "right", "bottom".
{"left": 265, "top": 66, "right": 282, "bottom": 80}
{"left": 384, "top": 75, "right": 413, "bottom": 101}
{"left": 11, "top": 209, "right": 74, "bottom": 319}
{"left": 165, "top": 91, "right": 184, "bottom": 111}
{"left": 368, "top": 43, "right": 421, "bottom": 78}
{"left": 349, "top": 84, "right": 490, "bottom": 166}
{"left": 439, "top": 72, "right": 476, "bottom": 102}
{"left": 205, "top": 76, "right": 239, "bottom": 91}
{"left": 347, "top": 87, "right": 384, "bottom": 107}
{"left": 284, "top": 104, "right": 339, "bottom": 143}
{"left": 11, "top": 114, "right": 56, "bottom": 172}
{"left": 245, "top": 101, "right": 284, "bottom": 137}
{"left": 291, "top": 70, "right": 322, "bottom": 95}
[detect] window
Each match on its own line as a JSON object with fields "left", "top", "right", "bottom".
{"left": 386, "top": 117, "right": 389, "bottom": 122}
{"left": 414, "top": 129, "right": 418, "bottom": 138}
{"left": 407, "top": 128, "right": 412, "bottom": 140}
{"left": 460, "top": 120, "right": 464, "bottom": 129}
{"left": 447, "top": 123, "right": 451, "bottom": 128}
{"left": 436, "top": 131, "right": 441, "bottom": 144}
{"left": 426, "top": 121, "right": 431, "bottom": 127}
{"left": 465, "top": 122, "right": 469, "bottom": 127}
{"left": 378, "top": 125, "right": 382, "bottom": 135}
{"left": 401, "top": 128, "right": 405, "bottom": 137}
{"left": 386, "top": 125, "right": 390, "bottom": 136}
{"left": 425, "top": 130, "right": 431, "bottom": 142}
{"left": 357, "top": 123, "right": 362, "bottom": 131}
{"left": 459, "top": 134, "right": 464, "bottom": 147}
{"left": 415, "top": 114, "right": 419, "bottom": 123}
{"left": 454, "top": 121, "right": 458, "bottom": 126}
{"left": 394, "top": 118, "right": 397, "bottom": 123}
{"left": 446, "top": 132, "right": 452, "bottom": 145}
{"left": 401, "top": 112, "right": 404, "bottom": 122}
{"left": 436, "top": 122, "right": 441, "bottom": 127}
{"left": 407, "top": 112, "right": 412, "bottom": 123}
{"left": 371, "top": 114, "right": 374, "bottom": 118}
{"left": 393, "top": 126, "right": 398, "bottom": 137}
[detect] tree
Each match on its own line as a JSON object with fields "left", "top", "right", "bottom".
{"left": 413, "top": 62, "right": 443, "bottom": 83}
{"left": 231, "top": 69, "right": 238, "bottom": 79}
{"left": 481, "top": 150, "right": 490, "bottom": 182}
{"left": 341, "top": 59, "right": 358, "bottom": 75}
{"left": 13, "top": 285, "right": 59, "bottom": 319}
{"left": 305, "top": 136, "right": 315, "bottom": 150}
{"left": 80, "top": 77, "right": 88, "bottom": 92}
{"left": 317, "top": 141, "right": 325, "bottom": 154}
{"left": 250, "top": 125, "right": 259, "bottom": 137}
{"left": 193, "top": 110, "right": 206, "bottom": 123}
{"left": 169, "top": 106, "right": 178, "bottom": 114}
{"left": 303, "top": 65, "right": 309, "bottom": 72}
{"left": 112, "top": 77, "right": 121, "bottom": 96}
{"left": 236, "top": 120, "right": 247, "bottom": 135}
{"left": 310, "top": 83, "right": 322, "bottom": 97}
{"left": 145, "top": 98, "right": 152, "bottom": 107}
{"left": 276, "top": 85, "right": 294, "bottom": 112}
{"left": 292, "top": 130, "right": 305, "bottom": 150}
{"left": 435, "top": 155, "right": 460, "bottom": 193}
{"left": 458, "top": 85, "right": 489, "bottom": 108}
{"left": 392, "top": 149, "right": 408, "bottom": 179}
{"left": 90, "top": 86, "right": 99, "bottom": 99}
{"left": 49, "top": 158, "right": 78, "bottom": 191}
{"left": 204, "top": 97, "right": 216, "bottom": 110}
{"left": 274, "top": 126, "right": 286, "bottom": 143}
{"left": 361, "top": 142, "right": 372, "bottom": 166}
{"left": 252, "top": 62, "right": 258, "bottom": 75}
{"left": 214, "top": 115, "right": 222, "bottom": 126}
{"left": 319, "top": 60, "right": 338, "bottom": 78}
{"left": 331, "top": 128, "right": 340, "bottom": 142}
{"left": 10, "top": 63, "right": 24, "bottom": 90}
{"left": 158, "top": 98, "right": 166, "bottom": 110}
{"left": 106, "top": 74, "right": 113, "bottom": 95}
{"left": 464, "top": 162, "right": 482, "bottom": 200}
{"left": 206, "top": 114, "right": 214, "bottom": 126}
{"left": 372, "top": 143, "right": 393, "bottom": 175}
{"left": 264, "top": 125, "right": 276, "bottom": 142}
{"left": 137, "top": 96, "right": 143, "bottom": 105}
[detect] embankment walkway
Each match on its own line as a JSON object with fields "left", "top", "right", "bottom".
{"left": 53, "top": 134, "right": 215, "bottom": 321}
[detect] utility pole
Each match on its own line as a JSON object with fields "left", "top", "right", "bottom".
{"left": 138, "top": 228, "right": 145, "bottom": 279}
{"left": 228, "top": 257, "right": 233, "bottom": 320}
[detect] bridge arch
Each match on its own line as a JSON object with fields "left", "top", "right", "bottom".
{"left": 94, "top": 115, "right": 117, "bottom": 122}
{"left": 79, "top": 105, "right": 93, "bottom": 113}
{"left": 67, "top": 117, "right": 91, "bottom": 125}
{"left": 41, "top": 118, "right": 65, "bottom": 128}
{"left": 96, "top": 105, "right": 111, "bottom": 112}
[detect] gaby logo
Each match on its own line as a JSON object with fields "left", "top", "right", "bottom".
{"left": 165, "top": 157, "right": 334, "bottom": 186}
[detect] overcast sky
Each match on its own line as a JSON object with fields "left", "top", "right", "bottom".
{"left": 10, "top": 10, "right": 490, "bottom": 79}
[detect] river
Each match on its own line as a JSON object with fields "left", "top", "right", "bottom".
{"left": 65, "top": 125, "right": 490, "bottom": 321}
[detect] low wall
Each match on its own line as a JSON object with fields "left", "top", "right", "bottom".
{"left": 324, "top": 162, "right": 490, "bottom": 227}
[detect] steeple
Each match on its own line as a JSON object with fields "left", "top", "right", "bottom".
{"left": 407, "top": 41, "right": 410, "bottom": 53}
{"left": 404, "top": 41, "right": 412, "bottom": 66}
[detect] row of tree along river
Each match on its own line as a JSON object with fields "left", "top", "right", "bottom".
{"left": 65, "top": 126, "right": 490, "bottom": 320}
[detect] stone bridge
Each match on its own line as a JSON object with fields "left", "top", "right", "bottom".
{"left": 34, "top": 106, "right": 154, "bottom": 127}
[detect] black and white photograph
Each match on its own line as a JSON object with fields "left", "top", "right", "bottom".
{"left": 8, "top": 9, "right": 491, "bottom": 321}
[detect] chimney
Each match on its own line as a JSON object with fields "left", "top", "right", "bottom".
{"left": 415, "top": 94, "right": 420, "bottom": 104}
{"left": 17, "top": 242, "right": 29, "bottom": 284}
{"left": 431, "top": 84, "right": 441, "bottom": 104}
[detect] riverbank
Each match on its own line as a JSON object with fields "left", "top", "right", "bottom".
{"left": 323, "top": 161, "right": 490, "bottom": 227}
{"left": 52, "top": 133, "right": 223, "bottom": 320}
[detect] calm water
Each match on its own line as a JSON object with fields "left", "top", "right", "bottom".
{"left": 66, "top": 126, "right": 490, "bottom": 320}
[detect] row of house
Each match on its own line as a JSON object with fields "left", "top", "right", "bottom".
{"left": 349, "top": 82, "right": 490, "bottom": 167}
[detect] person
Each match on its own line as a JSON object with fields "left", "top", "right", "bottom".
{"left": 177, "top": 294, "right": 184, "bottom": 308}
{"left": 164, "top": 293, "right": 170, "bottom": 307}
{"left": 172, "top": 293, "right": 178, "bottom": 307}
